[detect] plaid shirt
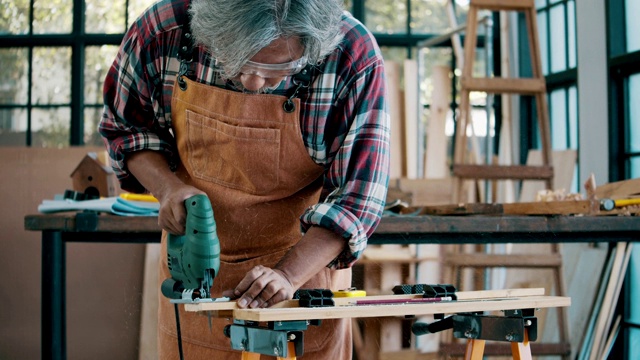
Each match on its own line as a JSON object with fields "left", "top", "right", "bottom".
{"left": 99, "top": 0, "right": 390, "bottom": 268}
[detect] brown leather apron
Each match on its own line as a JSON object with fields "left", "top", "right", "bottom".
{"left": 157, "top": 77, "right": 352, "bottom": 359}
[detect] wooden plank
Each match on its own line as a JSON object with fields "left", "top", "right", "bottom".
{"left": 227, "top": 295, "right": 570, "bottom": 322}
{"left": 378, "top": 246, "right": 404, "bottom": 352}
{"left": 425, "top": 65, "right": 451, "bottom": 179}
{"left": 471, "top": 0, "right": 535, "bottom": 11}
{"left": 444, "top": 254, "right": 563, "bottom": 268}
{"left": 577, "top": 246, "right": 617, "bottom": 360}
{"left": 386, "top": 61, "right": 406, "bottom": 179}
{"left": 519, "top": 150, "right": 577, "bottom": 202}
{"left": 503, "top": 201, "right": 590, "bottom": 215}
{"left": 588, "top": 242, "right": 629, "bottom": 360}
{"left": 419, "top": 200, "right": 591, "bottom": 216}
{"left": 388, "top": 178, "right": 453, "bottom": 206}
{"left": 461, "top": 77, "right": 546, "bottom": 94}
{"left": 452, "top": 164, "right": 554, "bottom": 180}
{"left": 404, "top": 59, "right": 419, "bottom": 179}
{"left": 185, "top": 288, "right": 548, "bottom": 313}
{"left": 594, "top": 243, "right": 633, "bottom": 360}
{"left": 595, "top": 178, "right": 640, "bottom": 199}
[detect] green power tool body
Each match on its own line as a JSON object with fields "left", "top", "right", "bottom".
{"left": 161, "top": 194, "right": 223, "bottom": 303}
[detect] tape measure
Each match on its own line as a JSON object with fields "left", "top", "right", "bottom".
{"left": 333, "top": 288, "right": 367, "bottom": 298}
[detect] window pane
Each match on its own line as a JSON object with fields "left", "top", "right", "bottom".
{"left": 0, "top": 48, "right": 29, "bottom": 105}
{"left": 550, "top": 89, "right": 567, "bottom": 150}
{"left": 366, "top": 0, "right": 407, "bottom": 34}
{"left": 626, "top": 0, "right": 640, "bottom": 52}
{"left": 85, "top": 0, "right": 126, "bottom": 34}
{"left": 128, "top": 0, "right": 157, "bottom": 27}
{"left": 630, "top": 74, "right": 640, "bottom": 153}
{"left": 568, "top": 86, "right": 577, "bottom": 148}
{"left": 0, "top": 108, "right": 27, "bottom": 146}
{"left": 567, "top": 0, "right": 576, "bottom": 68}
{"left": 32, "top": 47, "right": 71, "bottom": 105}
{"left": 411, "top": 0, "right": 453, "bottom": 34}
{"left": 630, "top": 246, "right": 640, "bottom": 323}
{"left": 84, "top": 107, "right": 104, "bottom": 146}
{"left": 31, "top": 107, "right": 70, "bottom": 147}
{"left": 535, "top": 0, "right": 546, "bottom": 9}
{"left": 537, "top": 11, "right": 549, "bottom": 75}
{"left": 418, "top": 47, "right": 453, "bottom": 105}
{"left": 0, "top": 0, "right": 30, "bottom": 34}
{"left": 33, "top": 0, "right": 72, "bottom": 34}
{"left": 631, "top": 157, "right": 640, "bottom": 178}
{"left": 85, "top": 45, "right": 119, "bottom": 104}
{"left": 549, "top": 5, "right": 566, "bottom": 73}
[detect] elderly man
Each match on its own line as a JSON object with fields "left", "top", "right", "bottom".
{"left": 99, "top": 0, "right": 390, "bottom": 358}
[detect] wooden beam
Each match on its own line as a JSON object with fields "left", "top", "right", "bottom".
{"left": 419, "top": 200, "right": 592, "bottom": 216}
{"left": 470, "top": 0, "right": 535, "bottom": 11}
{"left": 595, "top": 178, "right": 640, "bottom": 199}
{"left": 444, "top": 254, "right": 563, "bottom": 268}
{"left": 461, "top": 77, "right": 546, "bottom": 94}
{"left": 452, "top": 164, "right": 554, "bottom": 180}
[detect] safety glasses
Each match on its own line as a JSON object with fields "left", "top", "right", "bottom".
{"left": 214, "top": 55, "right": 308, "bottom": 79}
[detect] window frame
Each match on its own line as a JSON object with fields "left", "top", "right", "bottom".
{"left": 0, "top": 0, "right": 127, "bottom": 146}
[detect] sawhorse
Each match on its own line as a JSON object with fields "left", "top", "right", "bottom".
{"left": 413, "top": 309, "right": 537, "bottom": 360}
{"left": 225, "top": 319, "right": 318, "bottom": 360}
{"left": 184, "top": 288, "right": 570, "bottom": 359}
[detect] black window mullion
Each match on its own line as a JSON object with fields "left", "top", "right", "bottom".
{"left": 27, "top": 48, "right": 34, "bottom": 146}
{"left": 70, "top": 0, "right": 85, "bottom": 145}
{"left": 352, "top": 0, "right": 365, "bottom": 24}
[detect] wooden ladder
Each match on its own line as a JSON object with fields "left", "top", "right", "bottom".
{"left": 444, "top": 1, "right": 570, "bottom": 359}
{"left": 452, "top": 0, "right": 553, "bottom": 203}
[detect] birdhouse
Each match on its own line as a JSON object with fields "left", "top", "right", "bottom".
{"left": 70, "top": 152, "right": 119, "bottom": 198}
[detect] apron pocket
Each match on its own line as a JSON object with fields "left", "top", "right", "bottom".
{"left": 185, "top": 109, "right": 281, "bottom": 195}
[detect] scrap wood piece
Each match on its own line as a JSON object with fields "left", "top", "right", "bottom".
{"left": 588, "top": 243, "right": 633, "bottom": 360}
{"left": 595, "top": 177, "right": 640, "bottom": 199}
{"left": 418, "top": 200, "right": 592, "bottom": 216}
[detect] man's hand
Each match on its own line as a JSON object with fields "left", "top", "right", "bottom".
{"left": 154, "top": 183, "right": 205, "bottom": 235}
{"left": 222, "top": 266, "right": 295, "bottom": 309}
{"left": 126, "top": 150, "right": 205, "bottom": 235}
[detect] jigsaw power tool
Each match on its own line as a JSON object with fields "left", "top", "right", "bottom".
{"left": 161, "top": 194, "right": 221, "bottom": 302}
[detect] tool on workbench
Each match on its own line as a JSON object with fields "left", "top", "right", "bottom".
{"left": 160, "top": 194, "right": 223, "bottom": 360}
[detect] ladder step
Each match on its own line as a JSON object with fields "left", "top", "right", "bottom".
{"left": 471, "top": 0, "right": 535, "bottom": 11}
{"left": 452, "top": 165, "right": 554, "bottom": 180}
{"left": 461, "top": 77, "right": 546, "bottom": 95}
{"left": 445, "top": 254, "right": 563, "bottom": 268}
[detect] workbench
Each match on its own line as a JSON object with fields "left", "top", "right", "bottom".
{"left": 25, "top": 212, "right": 640, "bottom": 360}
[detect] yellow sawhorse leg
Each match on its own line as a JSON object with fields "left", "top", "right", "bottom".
{"left": 464, "top": 329, "right": 533, "bottom": 360}
{"left": 241, "top": 342, "right": 297, "bottom": 360}
{"left": 510, "top": 329, "right": 532, "bottom": 360}
{"left": 464, "top": 339, "right": 485, "bottom": 360}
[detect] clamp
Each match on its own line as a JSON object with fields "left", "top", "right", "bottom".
{"left": 413, "top": 308, "right": 538, "bottom": 359}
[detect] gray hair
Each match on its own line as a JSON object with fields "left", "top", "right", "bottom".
{"left": 188, "top": 0, "right": 345, "bottom": 76}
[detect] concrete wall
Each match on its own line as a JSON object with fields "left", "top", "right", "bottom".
{"left": 0, "top": 147, "right": 146, "bottom": 360}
